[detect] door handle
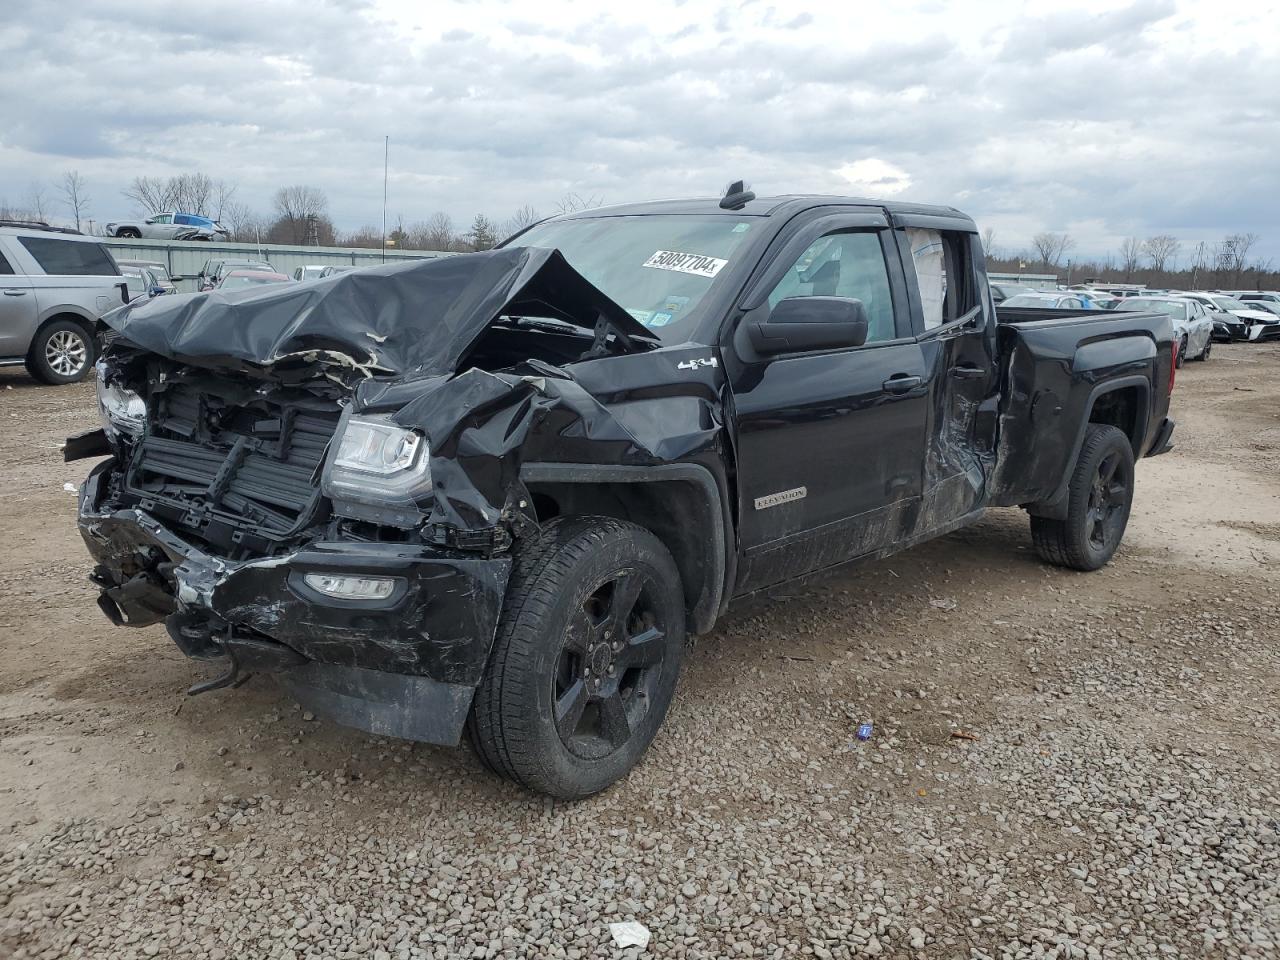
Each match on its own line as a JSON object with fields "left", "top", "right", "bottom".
{"left": 952, "top": 363, "right": 985, "bottom": 380}
{"left": 882, "top": 375, "right": 922, "bottom": 394}
{"left": 2, "top": 290, "right": 27, "bottom": 296}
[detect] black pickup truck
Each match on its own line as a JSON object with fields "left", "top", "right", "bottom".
{"left": 69, "top": 191, "right": 1176, "bottom": 798}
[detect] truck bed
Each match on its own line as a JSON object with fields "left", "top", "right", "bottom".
{"left": 989, "top": 306, "right": 1175, "bottom": 511}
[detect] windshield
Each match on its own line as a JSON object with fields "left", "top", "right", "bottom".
{"left": 1002, "top": 294, "right": 1056, "bottom": 307}
{"left": 1120, "top": 299, "right": 1186, "bottom": 319}
{"left": 506, "top": 215, "right": 758, "bottom": 342}
{"left": 1210, "top": 295, "right": 1248, "bottom": 311}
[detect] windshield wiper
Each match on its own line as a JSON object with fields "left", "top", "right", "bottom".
{"left": 497, "top": 315, "right": 589, "bottom": 336}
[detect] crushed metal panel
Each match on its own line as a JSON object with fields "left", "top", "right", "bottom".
{"left": 99, "top": 247, "right": 657, "bottom": 381}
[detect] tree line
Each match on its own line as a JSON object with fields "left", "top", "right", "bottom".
{"left": 983, "top": 229, "right": 1276, "bottom": 291}
{"left": 2, "top": 170, "right": 1276, "bottom": 289}
{"left": 0, "top": 170, "right": 602, "bottom": 253}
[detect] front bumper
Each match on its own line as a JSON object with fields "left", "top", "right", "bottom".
{"left": 77, "top": 461, "right": 512, "bottom": 744}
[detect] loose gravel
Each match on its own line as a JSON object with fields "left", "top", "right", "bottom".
{"left": 2, "top": 348, "right": 1278, "bottom": 959}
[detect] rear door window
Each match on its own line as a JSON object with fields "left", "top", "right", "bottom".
{"left": 16, "top": 237, "right": 120, "bottom": 276}
{"left": 906, "top": 228, "right": 981, "bottom": 330}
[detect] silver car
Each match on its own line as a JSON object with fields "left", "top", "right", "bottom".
{"left": 0, "top": 223, "right": 129, "bottom": 383}
{"left": 1116, "top": 296, "right": 1214, "bottom": 365}
{"left": 105, "top": 211, "right": 229, "bottom": 242}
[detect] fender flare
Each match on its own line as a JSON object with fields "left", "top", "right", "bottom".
{"left": 1028, "top": 375, "right": 1151, "bottom": 519}
{"left": 519, "top": 461, "right": 733, "bottom": 634}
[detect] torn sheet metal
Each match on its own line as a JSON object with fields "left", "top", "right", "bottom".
{"left": 389, "top": 352, "right": 724, "bottom": 532}
{"left": 99, "top": 247, "right": 657, "bottom": 380}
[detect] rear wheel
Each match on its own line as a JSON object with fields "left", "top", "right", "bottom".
{"left": 468, "top": 517, "right": 685, "bottom": 798}
{"left": 28, "top": 320, "right": 94, "bottom": 384}
{"left": 1031, "top": 424, "right": 1135, "bottom": 571}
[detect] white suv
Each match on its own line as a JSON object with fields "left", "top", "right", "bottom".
{"left": 0, "top": 222, "right": 129, "bottom": 384}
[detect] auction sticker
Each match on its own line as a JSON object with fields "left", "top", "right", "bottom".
{"left": 643, "top": 250, "right": 727, "bottom": 279}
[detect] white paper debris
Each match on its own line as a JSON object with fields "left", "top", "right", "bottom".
{"left": 63, "top": 482, "right": 77, "bottom": 493}
{"left": 609, "top": 920, "right": 651, "bottom": 949}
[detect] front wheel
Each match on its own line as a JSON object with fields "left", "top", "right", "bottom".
{"left": 468, "top": 517, "right": 685, "bottom": 798}
{"left": 115, "top": 228, "right": 141, "bottom": 239}
{"left": 1197, "top": 338, "right": 1212, "bottom": 361}
{"left": 1175, "top": 336, "right": 1187, "bottom": 368}
{"left": 1031, "top": 424, "right": 1135, "bottom": 571}
{"left": 28, "top": 320, "right": 95, "bottom": 384}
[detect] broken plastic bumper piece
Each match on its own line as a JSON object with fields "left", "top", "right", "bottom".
{"left": 75, "top": 462, "right": 512, "bottom": 745}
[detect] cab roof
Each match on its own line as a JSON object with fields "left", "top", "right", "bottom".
{"left": 555, "top": 194, "right": 976, "bottom": 229}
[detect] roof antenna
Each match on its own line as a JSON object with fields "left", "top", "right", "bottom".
{"left": 719, "top": 179, "right": 755, "bottom": 210}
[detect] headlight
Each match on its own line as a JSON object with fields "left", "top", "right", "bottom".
{"left": 321, "top": 414, "right": 432, "bottom": 512}
{"left": 96, "top": 362, "right": 146, "bottom": 437}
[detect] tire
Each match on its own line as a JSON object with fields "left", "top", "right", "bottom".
{"left": 1030, "top": 424, "right": 1135, "bottom": 572}
{"left": 1197, "top": 338, "right": 1212, "bottom": 361}
{"left": 468, "top": 517, "right": 685, "bottom": 798}
{"left": 27, "top": 320, "right": 95, "bottom": 385}
{"left": 115, "top": 228, "right": 141, "bottom": 239}
{"left": 1175, "top": 336, "right": 1187, "bottom": 368}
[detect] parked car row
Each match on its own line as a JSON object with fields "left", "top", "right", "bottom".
{"left": 993, "top": 278, "right": 1280, "bottom": 367}
{"left": 0, "top": 218, "right": 383, "bottom": 385}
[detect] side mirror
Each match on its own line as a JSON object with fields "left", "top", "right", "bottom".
{"left": 747, "top": 296, "right": 869, "bottom": 354}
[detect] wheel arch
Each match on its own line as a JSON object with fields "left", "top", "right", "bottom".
{"left": 519, "top": 462, "right": 732, "bottom": 635}
{"left": 1027, "top": 376, "right": 1150, "bottom": 520}
{"left": 29, "top": 310, "right": 98, "bottom": 353}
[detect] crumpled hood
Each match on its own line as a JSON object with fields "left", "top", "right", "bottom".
{"left": 101, "top": 246, "right": 657, "bottom": 380}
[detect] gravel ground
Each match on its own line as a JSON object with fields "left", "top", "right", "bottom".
{"left": 1, "top": 343, "right": 1278, "bottom": 959}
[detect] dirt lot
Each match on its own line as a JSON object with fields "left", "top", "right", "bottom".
{"left": 1, "top": 345, "right": 1278, "bottom": 959}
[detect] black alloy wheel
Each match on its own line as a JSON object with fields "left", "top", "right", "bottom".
{"left": 552, "top": 570, "right": 669, "bottom": 760}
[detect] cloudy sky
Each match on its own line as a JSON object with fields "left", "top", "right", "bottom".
{"left": 1, "top": 0, "right": 1277, "bottom": 263}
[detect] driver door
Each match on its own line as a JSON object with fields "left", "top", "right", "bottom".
{"left": 726, "top": 213, "right": 929, "bottom": 593}
{"left": 146, "top": 214, "right": 176, "bottom": 239}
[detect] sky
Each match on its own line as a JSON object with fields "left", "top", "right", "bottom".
{"left": 1, "top": 0, "right": 1278, "bottom": 265}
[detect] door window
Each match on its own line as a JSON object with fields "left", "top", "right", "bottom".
{"left": 0, "top": 251, "right": 13, "bottom": 275}
{"left": 16, "top": 237, "right": 119, "bottom": 276}
{"left": 765, "top": 231, "right": 897, "bottom": 343}
{"left": 152, "top": 214, "right": 173, "bottom": 224}
{"left": 906, "top": 228, "right": 981, "bottom": 330}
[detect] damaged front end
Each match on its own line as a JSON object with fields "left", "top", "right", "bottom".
{"left": 69, "top": 247, "right": 691, "bottom": 745}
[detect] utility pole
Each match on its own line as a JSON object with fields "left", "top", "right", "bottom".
{"left": 381, "top": 135, "right": 389, "bottom": 263}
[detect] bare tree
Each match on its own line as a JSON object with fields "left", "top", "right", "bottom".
{"left": 122, "top": 172, "right": 236, "bottom": 218}
{"left": 26, "top": 181, "right": 50, "bottom": 222}
{"left": 219, "top": 201, "right": 261, "bottom": 242}
{"left": 60, "top": 170, "right": 90, "bottom": 231}
{"left": 0, "top": 198, "right": 35, "bottom": 220}
{"left": 501, "top": 204, "right": 541, "bottom": 239}
{"left": 1119, "top": 237, "right": 1142, "bottom": 281}
{"left": 1032, "top": 231, "right": 1074, "bottom": 268}
{"left": 271, "top": 186, "right": 329, "bottom": 244}
{"left": 555, "top": 192, "right": 603, "bottom": 214}
{"left": 1141, "top": 235, "right": 1180, "bottom": 274}
{"left": 1224, "top": 233, "right": 1260, "bottom": 278}
{"left": 419, "top": 212, "right": 456, "bottom": 251}
{"left": 980, "top": 226, "right": 997, "bottom": 259}
{"left": 341, "top": 225, "right": 385, "bottom": 248}
{"left": 212, "top": 180, "right": 237, "bottom": 220}
{"left": 124, "top": 176, "right": 173, "bottom": 214}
